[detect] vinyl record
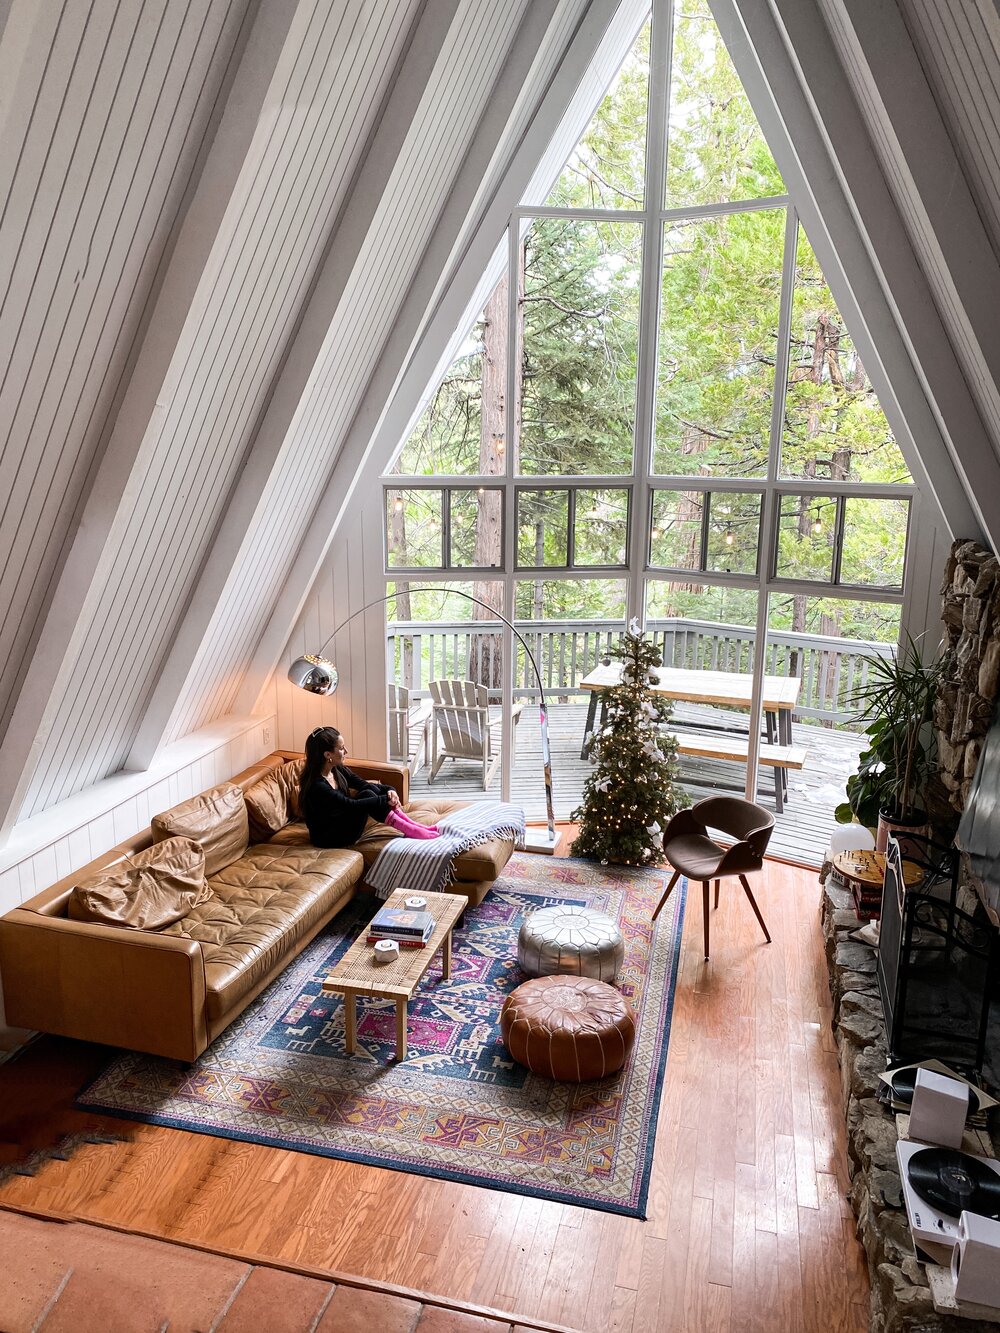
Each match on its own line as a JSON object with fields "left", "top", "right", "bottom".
{"left": 890, "top": 1067, "right": 981, "bottom": 1115}
{"left": 907, "top": 1147, "right": 1000, "bottom": 1220}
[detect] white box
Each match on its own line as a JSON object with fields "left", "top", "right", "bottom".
{"left": 952, "top": 1211, "right": 1000, "bottom": 1307}
{"left": 908, "top": 1069, "right": 970, "bottom": 1149}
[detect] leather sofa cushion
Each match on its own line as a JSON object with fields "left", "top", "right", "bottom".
{"left": 68, "top": 837, "right": 211, "bottom": 931}
{"left": 244, "top": 760, "right": 304, "bottom": 842}
{"left": 152, "top": 783, "right": 249, "bottom": 876}
{"left": 161, "top": 843, "right": 361, "bottom": 1022}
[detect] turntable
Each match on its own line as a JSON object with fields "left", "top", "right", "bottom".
{"left": 896, "top": 1140, "right": 1000, "bottom": 1264}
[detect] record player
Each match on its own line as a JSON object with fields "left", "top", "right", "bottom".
{"left": 896, "top": 1139, "right": 1000, "bottom": 1265}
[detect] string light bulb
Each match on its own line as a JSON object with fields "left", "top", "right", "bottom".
{"left": 811, "top": 505, "right": 822, "bottom": 535}
{"left": 393, "top": 497, "right": 403, "bottom": 514}
{"left": 724, "top": 524, "right": 734, "bottom": 547}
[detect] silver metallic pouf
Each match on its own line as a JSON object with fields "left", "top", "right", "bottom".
{"left": 517, "top": 905, "right": 625, "bottom": 982}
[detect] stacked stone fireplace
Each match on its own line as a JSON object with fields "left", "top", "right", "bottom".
{"left": 824, "top": 539, "right": 1000, "bottom": 1332}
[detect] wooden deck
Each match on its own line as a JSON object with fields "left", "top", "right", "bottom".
{"left": 406, "top": 700, "right": 863, "bottom": 869}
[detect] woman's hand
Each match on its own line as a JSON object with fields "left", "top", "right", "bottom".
{"left": 387, "top": 789, "right": 402, "bottom": 811}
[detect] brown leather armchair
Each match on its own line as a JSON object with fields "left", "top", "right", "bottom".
{"left": 652, "top": 796, "right": 774, "bottom": 959}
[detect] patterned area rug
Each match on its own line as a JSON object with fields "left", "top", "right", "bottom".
{"left": 77, "top": 854, "right": 686, "bottom": 1217}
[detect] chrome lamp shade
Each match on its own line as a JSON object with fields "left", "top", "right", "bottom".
{"left": 287, "top": 654, "right": 339, "bottom": 696}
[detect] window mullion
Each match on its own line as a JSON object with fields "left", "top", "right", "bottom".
{"left": 746, "top": 206, "right": 800, "bottom": 801}
{"left": 626, "top": 0, "right": 673, "bottom": 625}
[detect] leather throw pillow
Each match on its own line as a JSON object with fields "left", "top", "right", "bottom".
{"left": 151, "top": 782, "right": 249, "bottom": 875}
{"left": 244, "top": 760, "right": 305, "bottom": 842}
{"left": 68, "top": 837, "right": 212, "bottom": 930}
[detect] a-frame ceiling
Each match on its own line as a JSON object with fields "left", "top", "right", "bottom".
{"left": 2, "top": 0, "right": 1000, "bottom": 842}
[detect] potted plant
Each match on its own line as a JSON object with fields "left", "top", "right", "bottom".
{"left": 835, "top": 635, "right": 947, "bottom": 852}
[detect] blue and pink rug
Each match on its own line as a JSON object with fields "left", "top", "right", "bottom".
{"left": 77, "top": 854, "right": 686, "bottom": 1217}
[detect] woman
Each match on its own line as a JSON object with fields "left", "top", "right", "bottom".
{"left": 299, "top": 726, "right": 439, "bottom": 849}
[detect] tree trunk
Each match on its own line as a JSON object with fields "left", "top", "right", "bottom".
{"left": 469, "top": 263, "right": 523, "bottom": 686}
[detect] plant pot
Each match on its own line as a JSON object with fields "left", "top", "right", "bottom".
{"left": 876, "top": 806, "right": 927, "bottom": 858}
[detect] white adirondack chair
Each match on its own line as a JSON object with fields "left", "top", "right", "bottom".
{"left": 387, "top": 684, "right": 432, "bottom": 774}
{"left": 427, "top": 679, "right": 523, "bottom": 789}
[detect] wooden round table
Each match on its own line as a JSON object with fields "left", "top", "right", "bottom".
{"left": 833, "top": 849, "right": 923, "bottom": 921}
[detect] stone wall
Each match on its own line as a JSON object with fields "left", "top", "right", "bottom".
{"left": 934, "top": 540, "right": 1000, "bottom": 821}
{"left": 822, "top": 881, "right": 1000, "bottom": 1332}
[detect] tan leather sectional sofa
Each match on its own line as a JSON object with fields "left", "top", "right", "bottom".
{"left": 0, "top": 752, "right": 514, "bottom": 1062}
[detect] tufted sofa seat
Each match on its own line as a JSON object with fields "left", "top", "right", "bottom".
{"left": 0, "top": 751, "right": 516, "bottom": 1061}
{"left": 161, "top": 843, "right": 361, "bottom": 1024}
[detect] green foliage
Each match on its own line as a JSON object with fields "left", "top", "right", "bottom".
{"left": 571, "top": 624, "right": 689, "bottom": 865}
{"left": 835, "top": 636, "right": 947, "bottom": 826}
{"left": 389, "top": 0, "right": 911, "bottom": 649}
{"left": 665, "top": 0, "right": 784, "bottom": 208}
{"left": 546, "top": 22, "right": 650, "bottom": 210}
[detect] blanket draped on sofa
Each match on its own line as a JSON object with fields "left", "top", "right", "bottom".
{"left": 367, "top": 801, "right": 526, "bottom": 898}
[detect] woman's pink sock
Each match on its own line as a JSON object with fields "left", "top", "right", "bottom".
{"left": 385, "top": 808, "right": 440, "bottom": 840}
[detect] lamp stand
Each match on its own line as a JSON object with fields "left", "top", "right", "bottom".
{"left": 288, "top": 589, "right": 560, "bottom": 852}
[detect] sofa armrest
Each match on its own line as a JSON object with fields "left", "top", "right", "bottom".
{"left": 0, "top": 912, "right": 208, "bottom": 1062}
{"left": 344, "top": 759, "right": 408, "bottom": 804}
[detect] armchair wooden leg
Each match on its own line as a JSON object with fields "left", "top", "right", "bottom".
{"left": 714, "top": 879, "right": 720, "bottom": 909}
{"left": 738, "top": 874, "right": 771, "bottom": 944}
{"left": 702, "top": 880, "right": 711, "bottom": 959}
{"left": 651, "top": 868, "right": 681, "bottom": 921}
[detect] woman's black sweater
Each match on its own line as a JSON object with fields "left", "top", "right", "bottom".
{"left": 301, "top": 766, "right": 392, "bottom": 848}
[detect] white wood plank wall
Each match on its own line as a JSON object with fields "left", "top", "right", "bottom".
{"left": 273, "top": 497, "right": 389, "bottom": 762}
{"left": 164, "top": 0, "right": 534, "bottom": 744}
{"left": 0, "top": 0, "right": 252, "bottom": 746}
{"left": 822, "top": 0, "right": 1000, "bottom": 454}
{"left": 901, "top": 0, "right": 1000, "bottom": 265}
{"left": 19, "top": 0, "right": 418, "bottom": 817}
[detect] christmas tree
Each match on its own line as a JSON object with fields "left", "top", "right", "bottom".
{"left": 572, "top": 620, "right": 689, "bottom": 865}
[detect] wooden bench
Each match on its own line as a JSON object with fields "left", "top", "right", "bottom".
{"left": 667, "top": 730, "right": 807, "bottom": 814}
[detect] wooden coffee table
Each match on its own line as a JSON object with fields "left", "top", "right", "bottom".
{"left": 321, "top": 888, "right": 468, "bottom": 1060}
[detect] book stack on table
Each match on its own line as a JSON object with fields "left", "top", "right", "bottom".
{"left": 367, "top": 906, "right": 435, "bottom": 949}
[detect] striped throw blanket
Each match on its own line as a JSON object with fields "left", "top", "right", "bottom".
{"left": 366, "top": 801, "right": 526, "bottom": 900}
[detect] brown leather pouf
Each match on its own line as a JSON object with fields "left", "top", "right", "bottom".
{"left": 500, "top": 975, "right": 635, "bottom": 1082}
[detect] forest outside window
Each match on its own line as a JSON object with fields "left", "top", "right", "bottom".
{"left": 386, "top": 487, "right": 504, "bottom": 572}
{"left": 518, "top": 218, "right": 642, "bottom": 477}
{"left": 653, "top": 209, "right": 783, "bottom": 478}
{"left": 516, "top": 487, "right": 629, "bottom": 569}
{"left": 650, "top": 489, "right": 761, "bottom": 576}
{"left": 387, "top": 0, "right": 914, "bottom": 686}
{"left": 774, "top": 494, "right": 909, "bottom": 591}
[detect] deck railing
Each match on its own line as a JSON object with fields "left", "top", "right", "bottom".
{"left": 386, "top": 617, "right": 894, "bottom": 727}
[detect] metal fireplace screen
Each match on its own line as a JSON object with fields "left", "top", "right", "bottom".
{"left": 877, "top": 834, "right": 997, "bottom": 1074}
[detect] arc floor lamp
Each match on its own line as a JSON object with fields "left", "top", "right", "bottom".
{"left": 287, "top": 589, "right": 557, "bottom": 851}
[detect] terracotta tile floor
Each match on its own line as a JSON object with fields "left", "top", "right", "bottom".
{"left": 0, "top": 1205, "right": 579, "bottom": 1333}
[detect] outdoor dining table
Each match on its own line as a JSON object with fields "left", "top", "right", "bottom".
{"left": 579, "top": 662, "right": 803, "bottom": 804}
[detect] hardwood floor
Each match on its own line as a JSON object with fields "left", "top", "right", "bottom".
{"left": 0, "top": 836, "right": 868, "bottom": 1332}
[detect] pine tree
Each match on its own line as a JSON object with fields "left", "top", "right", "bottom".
{"left": 572, "top": 621, "right": 689, "bottom": 865}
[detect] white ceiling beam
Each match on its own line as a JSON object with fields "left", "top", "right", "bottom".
{"left": 709, "top": 0, "right": 989, "bottom": 548}
{"left": 829, "top": 0, "right": 1000, "bottom": 455}
{"left": 237, "top": 0, "right": 625, "bottom": 715}
{"left": 124, "top": 0, "right": 466, "bottom": 773}
{"left": 0, "top": 0, "right": 295, "bottom": 843}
